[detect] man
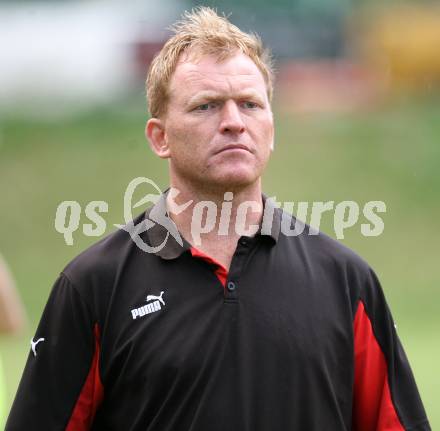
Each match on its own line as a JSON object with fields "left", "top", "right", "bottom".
{"left": 6, "top": 7, "right": 430, "bottom": 431}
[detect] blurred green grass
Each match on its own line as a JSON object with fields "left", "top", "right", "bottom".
{"left": 0, "top": 96, "right": 439, "bottom": 428}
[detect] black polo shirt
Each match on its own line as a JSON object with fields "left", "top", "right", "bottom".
{"left": 6, "top": 192, "right": 430, "bottom": 430}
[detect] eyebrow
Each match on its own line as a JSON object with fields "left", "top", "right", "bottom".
{"left": 187, "top": 89, "right": 266, "bottom": 107}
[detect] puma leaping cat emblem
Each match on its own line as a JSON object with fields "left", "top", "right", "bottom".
{"left": 31, "top": 337, "right": 45, "bottom": 357}
{"left": 146, "top": 291, "right": 165, "bottom": 306}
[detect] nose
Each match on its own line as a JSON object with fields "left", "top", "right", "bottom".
{"left": 219, "top": 101, "right": 245, "bottom": 134}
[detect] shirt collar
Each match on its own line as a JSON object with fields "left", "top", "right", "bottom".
{"left": 145, "top": 188, "right": 281, "bottom": 260}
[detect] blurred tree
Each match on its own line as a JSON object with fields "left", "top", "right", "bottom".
{"left": 190, "top": 0, "right": 352, "bottom": 59}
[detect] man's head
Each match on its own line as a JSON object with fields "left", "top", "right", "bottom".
{"left": 145, "top": 7, "right": 275, "bottom": 193}
{"left": 146, "top": 7, "right": 274, "bottom": 119}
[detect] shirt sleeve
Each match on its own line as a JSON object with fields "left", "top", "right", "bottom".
{"left": 352, "top": 268, "right": 430, "bottom": 431}
{"left": 5, "top": 273, "right": 103, "bottom": 431}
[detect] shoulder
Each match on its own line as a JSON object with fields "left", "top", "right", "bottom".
{"left": 277, "top": 208, "right": 375, "bottom": 300}
{"left": 61, "top": 211, "right": 148, "bottom": 298}
{"left": 278, "top": 208, "right": 369, "bottom": 267}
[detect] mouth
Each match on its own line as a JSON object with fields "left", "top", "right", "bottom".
{"left": 215, "top": 144, "right": 252, "bottom": 155}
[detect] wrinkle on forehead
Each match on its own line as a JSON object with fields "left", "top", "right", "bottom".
{"left": 183, "top": 69, "right": 260, "bottom": 92}
{"left": 169, "top": 54, "right": 267, "bottom": 102}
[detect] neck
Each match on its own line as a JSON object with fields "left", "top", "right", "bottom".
{"left": 166, "top": 178, "right": 263, "bottom": 253}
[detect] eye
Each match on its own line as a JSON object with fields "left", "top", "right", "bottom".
{"left": 241, "top": 101, "right": 259, "bottom": 109}
{"left": 194, "top": 102, "right": 218, "bottom": 111}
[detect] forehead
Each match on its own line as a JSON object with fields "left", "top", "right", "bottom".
{"left": 168, "top": 52, "right": 267, "bottom": 102}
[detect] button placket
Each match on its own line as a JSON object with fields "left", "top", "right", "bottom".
{"left": 224, "top": 236, "right": 254, "bottom": 302}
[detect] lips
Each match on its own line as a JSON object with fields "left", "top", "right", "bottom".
{"left": 215, "top": 144, "right": 252, "bottom": 154}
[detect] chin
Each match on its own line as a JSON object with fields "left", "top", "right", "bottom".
{"left": 208, "top": 167, "right": 260, "bottom": 190}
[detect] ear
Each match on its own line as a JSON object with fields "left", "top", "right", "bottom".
{"left": 145, "top": 118, "right": 170, "bottom": 159}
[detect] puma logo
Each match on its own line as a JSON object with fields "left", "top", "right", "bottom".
{"left": 146, "top": 291, "right": 165, "bottom": 306}
{"left": 131, "top": 291, "right": 166, "bottom": 320}
{"left": 31, "top": 338, "right": 45, "bottom": 357}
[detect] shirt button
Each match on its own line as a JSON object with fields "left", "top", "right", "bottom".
{"left": 227, "top": 281, "right": 236, "bottom": 292}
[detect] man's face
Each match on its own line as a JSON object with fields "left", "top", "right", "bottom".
{"left": 150, "top": 51, "right": 274, "bottom": 192}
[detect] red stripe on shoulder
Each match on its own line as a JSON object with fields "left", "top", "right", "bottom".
{"left": 190, "top": 246, "right": 228, "bottom": 287}
{"left": 66, "top": 323, "right": 104, "bottom": 431}
{"left": 352, "top": 301, "right": 404, "bottom": 431}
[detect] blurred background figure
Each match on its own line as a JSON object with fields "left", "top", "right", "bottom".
{"left": 0, "top": 254, "right": 26, "bottom": 428}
